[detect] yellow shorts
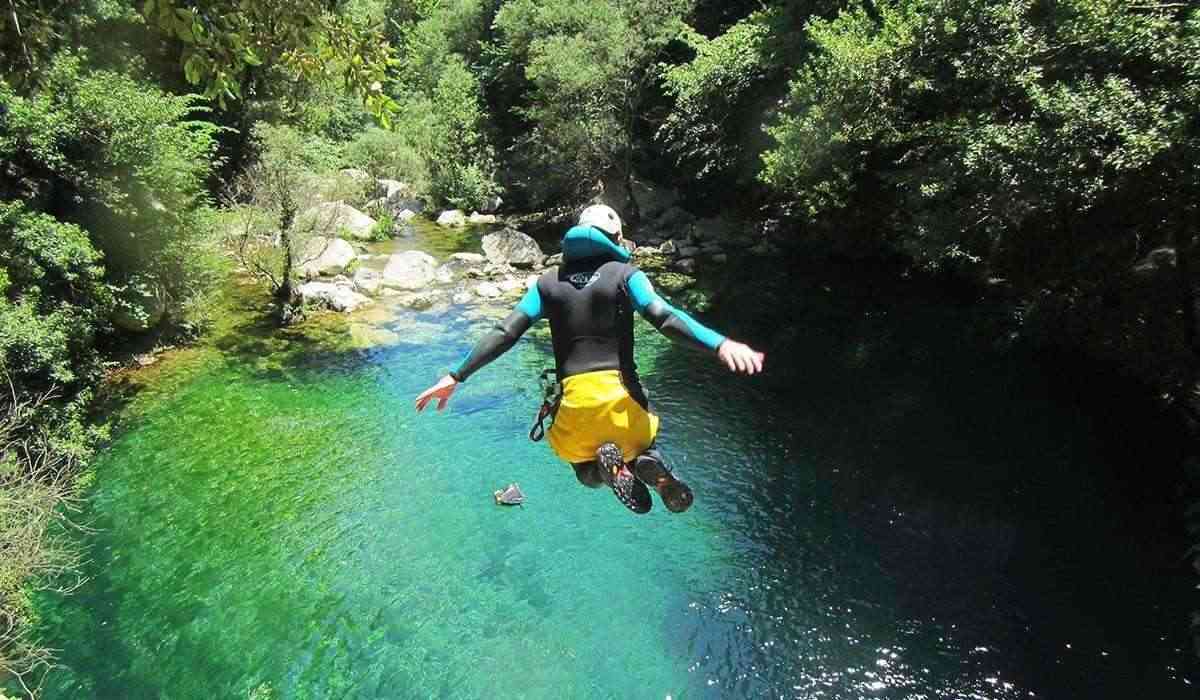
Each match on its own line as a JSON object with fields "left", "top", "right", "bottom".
{"left": 547, "top": 370, "right": 659, "bottom": 464}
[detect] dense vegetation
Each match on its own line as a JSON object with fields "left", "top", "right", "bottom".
{"left": 2, "top": 0, "right": 1198, "bottom": 694}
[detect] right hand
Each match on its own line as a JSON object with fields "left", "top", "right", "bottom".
{"left": 717, "top": 340, "right": 765, "bottom": 375}
{"left": 415, "top": 374, "right": 459, "bottom": 412}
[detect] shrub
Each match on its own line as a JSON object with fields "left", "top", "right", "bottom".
{"left": 342, "top": 128, "right": 431, "bottom": 194}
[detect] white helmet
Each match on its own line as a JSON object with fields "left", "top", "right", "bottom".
{"left": 578, "top": 204, "right": 623, "bottom": 238}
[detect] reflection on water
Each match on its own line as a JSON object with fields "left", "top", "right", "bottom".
{"left": 29, "top": 259, "right": 1198, "bottom": 699}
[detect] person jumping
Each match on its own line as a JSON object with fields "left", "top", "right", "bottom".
{"left": 414, "top": 205, "right": 765, "bottom": 514}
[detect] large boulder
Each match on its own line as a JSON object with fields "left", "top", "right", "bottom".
{"left": 297, "top": 281, "right": 372, "bottom": 312}
{"left": 112, "top": 281, "right": 166, "bottom": 333}
{"left": 299, "top": 201, "right": 377, "bottom": 241}
{"left": 353, "top": 268, "right": 384, "bottom": 296}
{"left": 298, "top": 236, "right": 357, "bottom": 279}
{"left": 482, "top": 228, "right": 544, "bottom": 269}
{"left": 377, "top": 179, "right": 411, "bottom": 200}
{"left": 437, "top": 210, "right": 467, "bottom": 227}
{"left": 382, "top": 251, "right": 438, "bottom": 290}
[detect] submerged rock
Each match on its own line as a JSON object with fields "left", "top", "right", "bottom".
{"left": 482, "top": 228, "right": 544, "bottom": 269}
{"left": 298, "top": 236, "right": 357, "bottom": 279}
{"left": 382, "top": 251, "right": 438, "bottom": 290}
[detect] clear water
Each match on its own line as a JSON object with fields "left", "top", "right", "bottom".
{"left": 28, "top": 251, "right": 1199, "bottom": 699}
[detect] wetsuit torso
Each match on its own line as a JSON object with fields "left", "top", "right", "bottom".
{"left": 449, "top": 226, "right": 727, "bottom": 406}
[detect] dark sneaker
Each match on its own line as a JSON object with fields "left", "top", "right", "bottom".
{"left": 632, "top": 451, "right": 693, "bottom": 513}
{"left": 596, "top": 442, "right": 651, "bottom": 514}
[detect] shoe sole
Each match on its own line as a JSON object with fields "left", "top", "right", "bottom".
{"left": 597, "top": 443, "right": 651, "bottom": 514}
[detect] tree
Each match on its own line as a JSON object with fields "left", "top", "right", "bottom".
{"left": 491, "top": 0, "right": 694, "bottom": 211}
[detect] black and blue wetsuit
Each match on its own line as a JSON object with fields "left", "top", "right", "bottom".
{"left": 449, "top": 225, "right": 726, "bottom": 407}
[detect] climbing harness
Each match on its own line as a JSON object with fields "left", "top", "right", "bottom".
{"left": 529, "top": 368, "right": 562, "bottom": 442}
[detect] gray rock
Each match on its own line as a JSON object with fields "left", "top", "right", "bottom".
{"left": 1133, "top": 247, "right": 1176, "bottom": 277}
{"left": 701, "top": 241, "right": 724, "bottom": 254}
{"left": 298, "top": 201, "right": 377, "bottom": 241}
{"left": 466, "top": 267, "right": 488, "bottom": 279}
{"left": 677, "top": 246, "right": 701, "bottom": 258}
{"left": 468, "top": 212, "right": 498, "bottom": 225}
{"left": 437, "top": 210, "right": 467, "bottom": 227}
{"left": 498, "top": 277, "right": 525, "bottom": 294}
{"left": 482, "top": 228, "right": 545, "bottom": 269}
{"left": 298, "top": 281, "right": 372, "bottom": 312}
{"left": 353, "top": 268, "right": 383, "bottom": 296}
{"left": 654, "top": 206, "right": 694, "bottom": 233}
{"left": 544, "top": 253, "right": 564, "bottom": 268}
{"left": 632, "top": 245, "right": 661, "bottom": 259}
{"left": 480, "top": 195, "right": 503, "bottom": 214}
{"left": 382, "top": 251, "right": 438, "bottom": 290}
{"left": 452, "top": 290, "right": 474, "bottom": 305}
{"left": 659, "top": 240, "right": 678, "bottom": 256}
{"left": 398, "top": 291, "right": 437, "bottom": 310}
{"left": 298, "top": 236, "right": 357, "bottom": 279}
{"left": 451, "top": 252, "right": 486, "bottom": 264}
{"left": 339, "top": 168, "right": 372, "bottom": 184}
{"left": 692, "top": 216, "right": 737, "bottom": 242}
{"left": 435, "top": 257, "right": 476, "bottom": 283}
{"left": 711, "top": 253, "right": 729, "bottom": 264}
{"left": 675, "top": 258, "right": 698, "bottom": 274}
{"left": 475, "top": 281, "right": 502, "bottom": 299}
{"left": 396, "top": 209, "right": 418, "bottom": 222}
{"left": 112, "top": 281, "right": 166, "bottom": 333}
{"left": 377, "top": 179, "right": 411, "bottom": 200}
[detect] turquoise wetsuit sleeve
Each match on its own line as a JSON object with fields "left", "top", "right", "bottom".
{"left": 626, "top": 270, "right": 726, "bottom": 352}
{"left": 449, "top": 285, "right": 543, "bottom": 381}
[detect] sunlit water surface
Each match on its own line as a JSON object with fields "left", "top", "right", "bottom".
{"left": 29, "top": 239, "right": 1198, "bottom": 699}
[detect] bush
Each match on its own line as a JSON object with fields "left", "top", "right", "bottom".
{"left": 341, "top": 128, "right": 431, "bottom": 193}
{"left": 1, "top": 53, "right": 222, "bottom": 327}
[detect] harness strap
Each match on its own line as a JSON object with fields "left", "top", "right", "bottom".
{"left": 529, "top": 368, "right": 561, "bottom": 442}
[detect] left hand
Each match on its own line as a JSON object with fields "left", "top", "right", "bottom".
{"left": 415, "top": 374, "right": 459, "bottom": 412}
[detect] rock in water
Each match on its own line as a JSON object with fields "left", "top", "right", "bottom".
{"left": 382, "top": 251, "right": 438, "bottom": 290}
{"left": 437, "top": 210, "right": 467, "bottom": 227}
{"left": 297, "top": 281, "right": 372, "bottom": 312}
{"left": 494, "top": 483, "right": 525, "bottom": 505}
{"left": 482, "top": 228, "right": 544, "bottom": 269}
{"left": 298, "top": 236, "right": 357, "bottom": 279}
{"left": 298, "top": 201, "right": 377, "bottom": 241}
{"left": 469, "top": 212, "right": 498, "bottom": 225}
{"left": 475, "top": 281, "right": 502, "bottom": 299}
{"left": 353, "top": 268, "right": 383, "bottom": 296}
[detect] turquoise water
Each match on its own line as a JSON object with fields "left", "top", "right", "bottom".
{"left": 29, "top": 263, "right": 1199, "bottom": 698}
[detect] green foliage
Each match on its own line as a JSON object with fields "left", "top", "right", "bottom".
{"left": 341, "top": 128, "right": 431, "bottom": 193}
{"left": 491, "top": 0, "right": 694, "bottom": 206}
{"left": 385, "top": 1, "right": 500, "bottom": 209}
{"left": 762, "top": 0, "right": 1200, "bottom": 281}
{"left": 1, "top": 54, "right": 223, "bottom": 326}
{"left": 142, "top": 0, "right": 400, "bottom": 122}
{"left": 370, "top": 213, "right": 396, "bottom": 241}
{"left": 659, "top": 10, "right": 776, "bottom": 180}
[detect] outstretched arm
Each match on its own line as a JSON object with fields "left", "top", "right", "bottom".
{"left": 626, "top": 270, "right": 764, "bottom": 375}
{"left": 415, "top": 284, "right": 543, "bottom": 412}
